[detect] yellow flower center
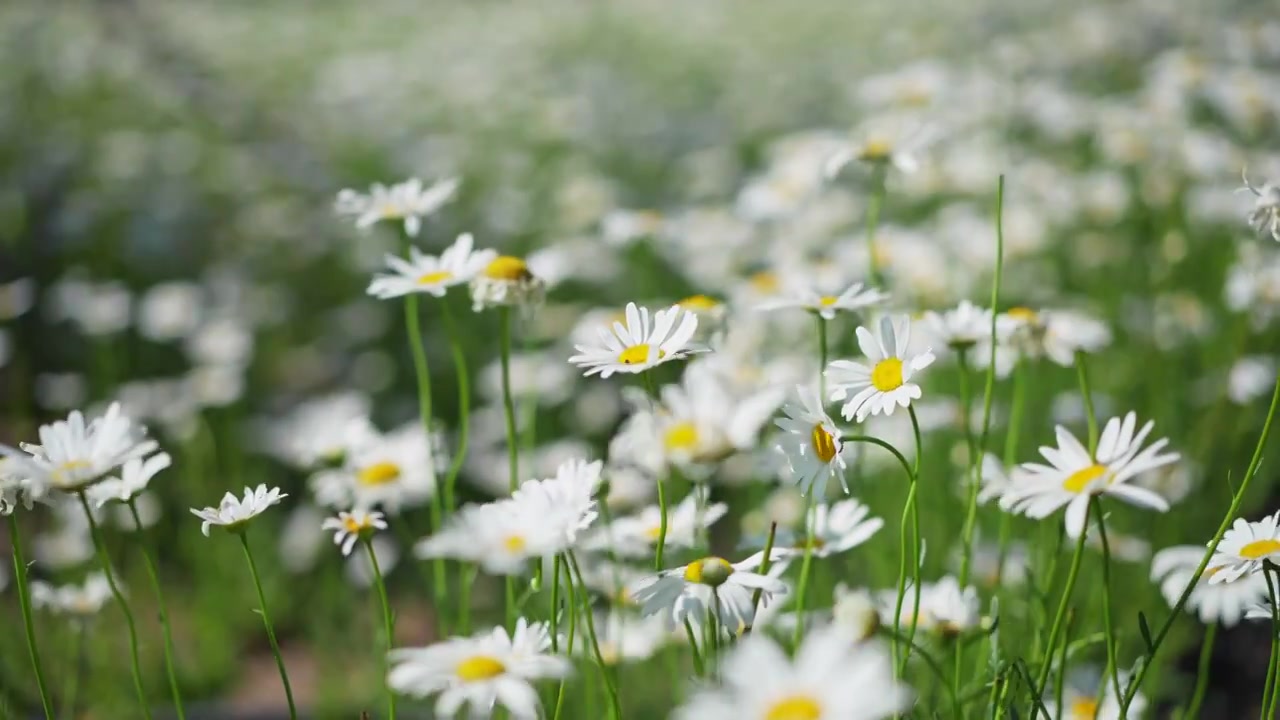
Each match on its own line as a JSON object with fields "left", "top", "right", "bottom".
{"left": 1240, "top": 539, "right": 1280, "bottom": 560}
{"left": 861, "top": 138, "right": 893, "bottom": 160}
{"left": 617, "top": 344, "right": 665, "bottom": 365}
{"left": 818, "top": 296, "right": 839, "bottom": 307}
{"left": 643, "top": 525, "right": 663, "bottom": 540}
{"left": 504, "top": 535, "right": 527, "bottom": 553}
{"left": 1006, "top": 306, "right": 1038, "bottom": 323}
{"left": 678, "top": 294, "right": 721, "bottom": 311}
{"left": 484, "top": 256, "right": 531, "bottom": 281}
{"left": 750, "top": 271, "right": 780, "bottom": 294}
{"left": 357, "top": 462, "right": 402, "bottom": 487}
{"left": 53, "top": 459, "right": 92, "bottom": 480}
{"left": 810, "top": 424, "right": 838, "bottom": 463}
{"left": 765, "top": 695, "right": 823, "bottom": 720}
{"left": 683, "top": 556, "right": 733, "bottom": 586}
{"left": 664, "top": 422, "right": 700, "bottom": 451}
{"left": 416, "top": 270, "right": 453, "bottom": 286}
{"left": 343, "top": 517, "right": 364, "bottom": 534}
{"left": 1062, "top": 464, "right": 1108, "bottom": 493}
{"left": 1069, "top": 698, "right": 1098, "bottom": 720}
{"left": 870, "top": 357, "right": 904, "bottom": 392}
{"left": 456, "top": 655, "right": 506, "bottom": 682}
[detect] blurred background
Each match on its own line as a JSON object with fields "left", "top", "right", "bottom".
{"left": 4, "top": 0, "right": 1280, "bottom": 717}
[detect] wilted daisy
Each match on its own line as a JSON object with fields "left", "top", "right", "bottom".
{"left": 756, "top": 282, "right": 888, "bottom": 320}
{"left": 31, "top": 573, "right": 112, "bottom": 617}
{"left": 826, "top": 315, "right": 936, "bottom": 422}
{"left": 1151, "top": 545, "right": 1267, "bottom": 626}
{"left": 568, "top": 302, "right": 701, "bottom": 378}
{"left": 322, "top": 510, "right": 388, "bottom": 557}
{"left": 1242, "top": 169, "right": 1280, "bottom": 242}
{"left": 334, "top": 177, "right": 458, "bottom": 237}
{"left": 585, "top": 493, "right": 728, "bottom": 558}
{"left": 87, "top": 452, "right": 171, "bottom": 507}
{"left": 673, "top": 629, "right": 910, "bottom": 720}
{"left": 1207, "top": 511, "right": 1280, "bottom": 584}
{"left": 387, "top": 618, "right": 569, "bottom": 720}
{"left": 923, "top": 299, "right": 995, "bottom": 352}
{"left": 999, "top": 412, "right": 1179, "bottom": 537}
{"left": 778, "top": 498, "right": 884, "bottom": 560}
{"left": 366, "top": 233, "right": 496, "bottom": 300}
{"left": 2, "top": 402, "right": 157, "bottom": 496}
{"left": 880, "top": 576, "right": 981, "bottom": 637}
{"left": 774, "top": 385, "right": 848, "bottom": 497}
{"left": 190, "top": 485, "right": 288, "bottom": 536}
{"left": 469, "top": 255, "right": 546, "bottom": 311}
{"left": 630, "top": 554, "right": 789, "bottom": 633}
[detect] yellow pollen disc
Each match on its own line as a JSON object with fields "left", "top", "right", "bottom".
{"left": 342, "top": 517, "right": 363, "bottom": 533}
{"left": 870, "top": 357, "right": 905, "bottom": 392}
{"left": 683, "top": 557, "right": 733, "bottom": 585}
{"left": 1240, "top": 539, "right": 1280, "bottom": 560}
{"left": 54, "top": 459, "right": 92, "bottom": 476}
{"left": 749, "top": 271, "right": 779, "bottom": 294}
{"left": 664, "top": 422, "right": 700, "bottom": 451}
{"left": 456, "top": 655, "right": 506, "bottom": 682}
{"left": 1069, "top": 698, "right": 1098, "bottom": 720}
{"left": 1062, "top": 464, "right": 1107, "bottom": 493}
{"left": 810, "top": 424, "right": 838, "bottom": 463}
{"left": 618, "top": 344, "right": 665, "bottom": 365}
{"left": 416, "top": 270, "right": 453, "bottom": 285}
{"left": 357, "top": 462, "right": 402, "bottom": 487}
{"left": 818, "top": 296, "right": 839, "bottom": 307}
{"left": 1006, "top": 306, "right": 1038, "bottom": 323}
{"left": 765, "top": 695, "right": 823, "bottom": 720}
{"left": 678, "top": 294, "right": 721, "bottom": 311}
{"left": 861, "top": 138, "right": 893, "bottom": 160}
{"left": 503, "top": 535, "right": 527, "bottom": 553}
{"left": 484, "top": 256, "right": 530, "bottom": 281}
{"left": 643, "top": 525, "right": 662, "bottom": 540}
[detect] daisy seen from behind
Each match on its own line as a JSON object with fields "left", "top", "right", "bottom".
{"left": 775, "top": 384, "right": 848, "bottom": 497}
{"left": 756, "top": 281, "right": 889, "bottom": 321}
{"left": 367, "top": 233, "right": 496, "bottom": 300}
{"left": 322, "top": 510, "right": 388, "bottom": 557}
{"left": 826, "top": 315, "right": 936, "bottom": 422}
{"left": 630, "top": 553, "right": 788, "bottom": 634}
{"left": 1151, "top": 545, "right": 1267, "bottom": 626}
{"left": 191, "top": 484, "right": 288, "bottom": 536}
{"left": 568, "top": 302, "right": 702, "bottom": 378}
{"left": 334, "top": 176, "right": 458, "bottom": 237}
{"left": 1207, "top": 510, "right": 1280, "bottom": 585}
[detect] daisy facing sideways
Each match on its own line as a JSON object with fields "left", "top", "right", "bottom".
{"left": 568, "top": 302, "right": 703, "bottom": 378}
{"left": 826, "top": 315, "right": 936, "bottom": 422}
{"left": 774, "top": 385, "right": 848, "bottom": 498}
{"left": 879, "top": 575, "right": 981, "bottom": 637}
{"left": 756, "top": 281, "right": 888, "bottom": 320}
{"left": 998, "top": 412, "right": 1179, "bottom": 538}
{"left": 190, "top": 485, "right": 288, "bottom": 536}
{"left": 366, "top": 233, "right": 496, "bottom": 299}
{"left": 584, "top": 492, "right": 728, "bottom": 558}
{"left": 776, "top": 498, "right": 884, "bottom": 560}
{"left": 334, "top": 176, "right": 458, "bottom": 237}
{"left": 1151, "top": 545, "right": 1267, "bottom": 626}
{"left": 322, "top": 509, "right": 388, "bottom": 557}
{"left": 387, "top": 618, "right": 569, "bottom": 720}
{"left": 630, "top": 554, "right": 789, "bottom": 634}
{"left": 1206, "top": 510, "right": 1280, "bottom": 585}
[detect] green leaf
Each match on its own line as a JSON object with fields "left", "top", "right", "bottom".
{"left": 1138, "top": 611, "right": 1155, "bottom": 654}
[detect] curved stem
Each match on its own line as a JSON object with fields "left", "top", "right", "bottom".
{"left": 878, "top": 627, "right": 962, "bottom": 719}
{"left": 552, "top": 564, "right": 578, "bottom": 720}
{"left": 1092, "top": 499, "right": 1123, "bottom": 707}
{"left": 1182, "top": 622, "right": 1217, "bottom": 720}
{"left": 899, "top": 407, "right": 924, "bottom": 674}
{"left": 237, "top": 533, "right": 297, "bottom": 720}
{"left": 8, "top": 517, "right": 54, "bottom": 719}
{"left": 364, "top": 538, "right": 396, "bottom": 720}
{"left": 404, "top": 293, "right": 447, "bottom": 627}
{"left": 78, "top": 492, "right": 152, "bottom": 720}
{"left": 567, "top": 552, "right": 621, "bottom": 720}
{"left": 684, "top": 620, "right": 706, "bottom": 677}
{"left": 1266, "top": 565, "right": 1280, "bottom": 720}
{"left": 127, "top": 500, "right": 185, "bottom": 720}
{"left": 791, "top": 497, "right": 818, "bottom": 649}
{"left": 1031, "top": 519, "right": 1090, "bottom": 719}
{"left": 1074, "top": 351, "right": 1099, "bottom": 454}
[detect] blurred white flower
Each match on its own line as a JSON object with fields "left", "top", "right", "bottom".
{"left": 310, "top": 422, "right": 441, "bottom": 514}
{"left": 31, "top": 573, "right": 112, "bottom": 617}
{"left": 1242, "top": 169, "right": 1280, "bottom": 242}
{"left": 469, "top": 255, "right": 546, "bottom": 311}
{"left": 879, "top": 575, "right": 980, "bottom": 636}
{"left": 2, "top": 403, "right": 157, "bottom": 496}
{"left": 137, "top": 281, "right": 204, "bottom": 341}
{"left": 1152, "top": 545, "right": 1266, "bottom": 627}
{"left": 757, "top": 281, "right": 888, "bottom": 321}
{"left": 367, "top": 233, "right": 496, "bottom": 300}
{"left": 335, "top": 177, "right": 459, "bottom": 237}
{"left": 1229, "top": 355, "right": 1276, "bottom": 404}
{"left": 87, "top": 451, "right": 171, "bottom": 507}
{"left": 323, "top": 509, "right": 388, "bottom": 556}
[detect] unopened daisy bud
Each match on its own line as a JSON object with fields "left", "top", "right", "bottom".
{"left": 470, "top": 255, "right": 546, "bottom": 311}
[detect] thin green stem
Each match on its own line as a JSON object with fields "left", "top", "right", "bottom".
{"left": 641, "top": 371, "right": 670, "bottom": 572}
{"left": 1031, "top": 521, "right": 1090, "bottom": 719}
{"left": 237, "top": 533, "right": 297, "bottom": 720}
{"left": 979, "top": 174, "right": 1006, "bottom": 456}
{"left": 684, "top": 620, "right": 706, "bottom": 677}
{"left": 365, "top": 538, "right": 397, "bottom": 720}
{"left": 8, "top": 516, "right": 54, "bottom": 719}
{"left": 994, "top": 359, "right": 1027, "bottom": 587}
{"left": 1182, "top": 622, "right": 1217, "bottom": 720}
{"left": 709, "top": 591, "right": 722, "bottom": 674}
{"left": 404, "top": 292, "right": 447, "bottom": 626}
{"left": 748, "top": 522, "right": 778, "bottom": 629}
{"left": 78, "top": 492, "right": 152, "bottom": 720}
{"left": 498, "top": 308, "right": 521, "bottom": 631}
{"left": 1092, "top": 499, "right": 1123, "bottom": 706}
{"left": 958, "top": 349, "right": 980, "bottom": 586}
{"left": 60, "top": 624, "right": 84, "bottom": 720}
{"left": 878, "top": 627, "right": 962, "bottom": 719}
{"left": 1074, "top": 351, "right": 1099, "bottom": 454}
{"left": 550, "top": 555, "right": 562, "bottom": 653}
{"left": 897, "top": 407, "right": 924, "bottom": 676}
{"left": 791, "top": 497, "right": 818, "bottom": 649}
{"left": 864, "top": 164, "right": 888, "bottom": 287}
{"left": 457, "top": 563, "right": 478, "bottom": 634}
{"left": 1264, "top": 569, "right": 1279, "bottom": 720}
{"left": 552, "top": 563, "right": 578, "bottom": 720}
{"left": 439, "top": 299, "right": 470, "bottom": 518}
{"left": 127, "top": 500, "right": 185, "bottom": 720}
{"left": 817, "top": 314, "right": 828, "bottom": 398}
{"left": 567, "top": 552, "right": 621, "bottom": 720}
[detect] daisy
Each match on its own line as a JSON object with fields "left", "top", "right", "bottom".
{"left": 825, "top": 113, "right": 937, "bottom": 178}
{"left": 1051, "top": 679, "right": 1146, "bottom": 720}
{"left": 469, "top": 255, "right": 546, "bottom": 311}
{"left": 999, "top": 412, "right": 1179, "bottom": 537}
{"left": 880, "top": 576, "right": 981, "bottom": 637}
{"left": 774, "top": 385, "right": 848, "bottom": 497}
{"left": 2, "top": 403, "right": 157, "bottom": 496}
{"left": 334, "top": 177, "right": 458, "bottom": 237}
{"left": 387, "top": 618, "right": 569, "bottom": 720}
{"left": 322, "top": 509, "right": 388, "bottom": 557}
{"left": 510, "top": 457, "right": 604, "bottom": 548}
{"left": 629, "top": 554, "right": 788, "bottom": 633}
{"left": 579, "top": 611, "right": 673, "bottom": 666}
{"left": 975, "top": 453, "right": 1019, "bottom": 505}
{"left": 673, "top": 628, "right": 911, "bottom": 720}
{"left": 190, "top": 484, "right": 288, "bottom": 536}
{"left": 366, "top": 233, "right": 496, "bottom": 300}
{"left": 826, "top": 315, "right": 936, "bottom": 422}
{"left": 1206, "top": 511, "right": 1280, "bottom": 584}
{"left": 259, "top": 392, "right": 373, "bottom": 470}
{"left": 777, "top": 498, "right": 884, "bottom": 560}
{"left": 568, "top": 302, "right": 702, "bottom": 378}
{"left": 923, "top": 300, "right": 995, "bottom": 351}
{"left": 310, "top": 423, "right": 440, "bottom": 514}
{"left": 832, "top": 584, "right": 882, "bottom": 641}
{"left": 1039, "top": 310, "right": 1112, "bottom": 367}
{"left": 653, "top": 360, "right": 783, "bottom": 468}
{"left": 31, "top": 573, "right": 112, "bottom": 617}
{"left": 415, "top": 497, "right": 565, "bottom": 576}
{"left": 1242, "top": 169, "right": 1280, "bottom": 242}
{"left": 756, "top": 282, "right": 889, "bottom": 321}
{"left": 1152, "top": 545, "right": 1267, "bottom": 626}
{"left": 584, "top": 493, "right": 729, "bottom": 558}
{"left": 87, "top": 451, "right": 171, "bottom": 507}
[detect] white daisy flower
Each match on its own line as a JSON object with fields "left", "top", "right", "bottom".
{"left": 86, "top": 451, "right": 171, "bottom": 507}
{"left": 568, "top": 302, "right": 701, "bottom": 378}
{"left": 774, "top": 385, "right": 848, "bottom": 497}
{"left": 1207, "top": 511, "right": 1280, "bottom": 585}
{"left": 584, "top": 493, "right": 728, "bottom": 559}
{"left": 1039, "top": 309, "right": 1112, "bottom": 367}
{"left": 321, "top": 509, "right": 388, "bottom": 557}
{"left": 2, "top": 403, "right": 157, "bottom": 496}
{"left": 510, "top": 457, "right": 604, "bottom": 549}
{"left": 999, "top": 412, "right": 1179, "bottom": 538}
{"left": 756, "top": 282, "right": 889, "bottom": 321}
{"left": 826, "top": 315, "right": 937, "bottom": 422}
{"left": 1228, "top": 355, "right": 1277, "bottom": 404}
{"left": 630, "top": 554, "right": 788, "bottom": 634}
{"left": 975, "top": 453, "right": 1020, "bottom": 505}
{"left": 259, "top": 392, "right": 373, "bottom": 471}
{"left": 31, "top": 573, "right": 112, "bottom": 617}
{"left": 653, "top": 360, "right": 784, "bottom": 468}
{"left": 366, "top": 233, "right": 496, "bottom": 300}
{"left": 673, "top": 628, "right": 910, "bottom": 720}
{"left": 387, "top": 618, "right": 569, "bottom": 720}
{"left": 1051, "top": 679, "right": 1146, "bottom": 720}
{"left": 923, "top": 299, "right": 995, "bottom": 351}
{"left": 777, "top": 498, "right": 884, "bottom": 560}
{"left": 579, "top": 611, "right": 673, "bottom": 666}
{"left": 469, "top": 255, "right": 546, "bottom": 311}
{"left": 880, "top": 575, "right": 981, "bottom": 636}
{"left": 1152, "top": 545, "right": 1267, "bottom": 626}
{"left": 190, "top": 484, "right": 288, "bottom": 536}
{"left": 825, "top": 113, "right": 937, "bottom": 178}
{"left": 334, "top": 177, "right": 459, "bottom": 237}
{"left": 310, "top": 423, "right": 440, "bottom": 514}
{"left": 1242, "top": 169, "right": 1280, "bottom": 242}
{"left": 832, "top": 584, "right": 882, "bottom": 641}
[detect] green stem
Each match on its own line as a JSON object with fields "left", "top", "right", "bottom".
{"left": 1182, "top": 623, "right": 1217, "bottom": 720}
{"left": 550, "top": 555, "right": 562, "bottom": 652}
{"left": 8, "top": 516, "right": 54, "bottom": 719}
{"left": 684, "top": 620, "right": 706, "bottom": 677}
{"left": 127, "top": 500, "right": 185, "bottom": 720}
{"left": 878, "top": 627, "right": 962, "bottom": 719}
{"left": 748, "top": 522, "right": 778, "bottom": 629}
{"left": 439, "top": 298, "right": 471, "bottom": 519}
{"left": 958, "top": 349, "right": 980, "bottom": 586}
{"left": 1267, "top": 565, "right": 1280, "bottom": 720}
{"left": 404, "top": 293, "right": 447, "bottom": 627}
{"left": 1092, "top": 499, "right": 1123, "bottom": 707}
{"left": 364, "top": 538, "right": 397, "bottom": 720}
{"left": 1031, "top": 520, "right": 1089, "bottom": 719}
{"left": 237, "top": 533, "right": 297, "bottom": 720}
{"left": 78, "top": 492, "right": 152, "bottom": 720}
{"left": 897, "top": 407, "right": 924, "bottom": 676}
{"left": 641, "top": 371, "right": 669, "bottom": 572}
{"left": 864, "top": 164, "right": 888, "bottom": 287}
{"left": 552, "top": 564, "right": 578, "bottom": 720}
{"left": 817, "top": 314, "right": 828, "bottom": 398}
{"left": 60, "top": 624, "right": 84, "bottom": 720}
{"left": 978, "top": 174, "right": 1006, "bottom": 456}
{"left": 498, "top": 308, "right": 521, "bottom": 631}
{"left": 1074, "top": 351, "right": 1099, "bottom": 454}
{"left": 994, "top": 359, "right": 1027, "bottom": 587}
{"left": 567, "top": 552, "right": 621, "bottom": 720}
{"left": 791, "top": 497, "right": 818, "bottom": 649}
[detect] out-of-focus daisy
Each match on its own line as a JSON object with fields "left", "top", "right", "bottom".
{"left": 999, "top": 412, "right": 1178, "bottom": 537}
{"left": 1152, "top": 545, "right": 1266, "bottom": 626}
{"left": 832, "top": 584, "right": 881, "bottom": 641}
{"left": 673, "top": 629, "right": 910, "bottom": 720}
{"left": 1207, "top": 511, "right": 1280, "bottom": 584}
{"left": 1035, "top": 309, "right": 1112, "bottom": 367}
{"left": 190, "top": 485, "right": 288, "bottom": 536}
{"left": 963, "top": 540, "right": 1030, "bottom": 587}
{"left": 568, "top": 302, "right": 701, "bottom": 378}
{"left": 580, "top": 611, "right": 673, "bottom": 666}
{"left": 334, "top": 177, "right": 458, "bottom": 237}
{"left": 976, "top": 453, "right": 1019, "bottom": 505}
{"left": 923, "top": 300, "right": 995, "bottom": 352}
{"left": 778, "top": 498, "right": 884, "bottom": 560}
{"left": 310, "top": 423, "right": 440, "bottom": 514}
{"left": 756, "top": 282, "right": 889, "bottom": 321}
{"left": 826, "top": 114, "right": 936, "bottom": 178}
{"left": 322, "top": 509, "right": 388, "bottom": 557}
{"left": 653, "top": 360, "right": 783, "bottom": 468}
{"left": 1051, "top": 678, "right": 1146, "bottom": 720}
{"left": 387, "top": 618, "right": 569, "bottom": 720}
{"left": 826, "top": 315, "right": 936, "bottom": 422}
{"left": 585, "top": 493, "right": 728, "bottom": 558}
{"left": 630, "top": 554, "right": 788, "bottom": 633}
{"left": 469, "top": 255, "right": 546, "bottom": 311}
{"left": 31, "top": 573, "right": 112, "bottom": 617}
{"left": 259, "top": 392, "right": 373, "bottom": 470}
{"left": 367, "top": 233, "right": 496, "bottom": 300}
{"left": 2, "top": 403, "right": 157, "bottom": 496}
{"left": 774, "top": 385, "right": 848, "bottom": 497}
{"left": 87, "top": 452, "right": 171, "bottom": 507}
{"left": 880, "top": 576, "right": 981, "bottom": 637}
{"left": 510, "top": 457, "right": 603, "bottom": 549}
{"left": 1228, "top": 355, "right": 1277, "bottom": 404}
{"left": 1242, "top": 169, "right": 1280, "bottom": 242}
